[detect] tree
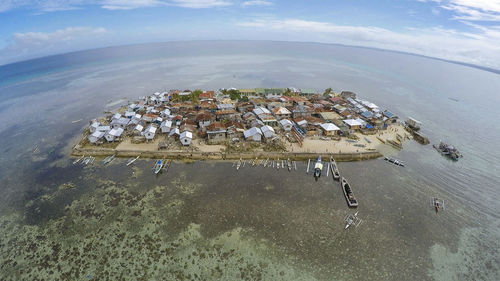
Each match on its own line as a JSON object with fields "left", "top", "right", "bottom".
{"left": 191, "top": 89, "right": 202, "bottom": 104}
{"left": 283, "top": 88, "right": 292, "bottom": 96}
{"left": 323, "top": 88, "right": 333, "bottom": 97}
{"left": 239, "top": 96, "right": 249, "bottom": 102}
{"left": 227, "top": 89, "right": 241, "bottom": 101}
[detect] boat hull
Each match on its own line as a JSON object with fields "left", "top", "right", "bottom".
{"left": 341, "top": 177, "right": 358, "bottom": 208}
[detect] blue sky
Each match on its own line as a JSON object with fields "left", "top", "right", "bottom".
{"left": 1, "top": 0, "right": 499, "bottom": 68}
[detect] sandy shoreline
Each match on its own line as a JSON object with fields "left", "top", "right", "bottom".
{"left": 72, "top": 124, "right": 410, "bottom": 162}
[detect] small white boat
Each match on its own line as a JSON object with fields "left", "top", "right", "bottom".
{"left": 73, "top": 155, "right": 84, "bottom": 165}
{"left": 126, "top": 155, "right": 140, "bottom": 166}
{"left": 103, "top": 154, "right": 116, "bottom": 165}
{"left": 236, "top": 158, "right": 242, "bottom": 170}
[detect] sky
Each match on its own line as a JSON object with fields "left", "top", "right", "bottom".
{"left": 0, "top": 0, "right": 499, "bottom": 69}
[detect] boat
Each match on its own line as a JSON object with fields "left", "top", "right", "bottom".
{"left": 433, "top": 141, "right": 462, "bottom": 161}
{"left": 430, "top": 197, "right": 445, "bottom": 213}
{"left": 341, "top": 177, "right": 358, "bottom": 207}
{"left": 153, "top": 159, "right": 164, "bottom": 174}
{"left": 236, "top": 158, "right": 242, "bottom": 170}
{"left": 103, "top": 154, "right": 116, "bottom": 165}
{"left": 126, "top": 155, "right": 140, "bottom": 166}
{"left": 354, "top": 143, "right": 365, "bottom": 148}
{"left": 376, "top": 136, "right": 386, "bottom": 144}
{"left": 287, "top": 158, "right": 292, "bottom": 171}
{"left": 364, "top": 137, "right": 372, "bottom": 144}
{"left": 313, "top": 156, "right": 323, "bottom": 179}
{"left": 384, "top": 156, "right": 405, "bottom": 167}
{"left": 73, "top": 155, "right": 84, "bottom": 165}
{"left": 277, "top": 158, "right": 280, "bottom": 170}
{"left": 387, "top": 139, "right": 402, "bottom": 149}
{"left": 330, "top": 157, "right": 340, "bottom": 181}
{"left": 71, "top": 119, "right": 83, "bottom": 124}
{"left": 344, "top": 212, "right": 362, "bottom": 229}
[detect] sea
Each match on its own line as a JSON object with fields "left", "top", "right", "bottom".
{"left": 0, "top": 41, "right": 498, "bottom": 280}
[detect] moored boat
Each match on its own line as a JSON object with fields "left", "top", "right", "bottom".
{"left": 313, "top": 156, "right": 323, "bottom": 178}
{"left": 341, "top": 177, "right": 358, "bottom": 207}
{"left": 153, "top": 159, "right": 164, "bottom": 174}
{"left": 330, "top": 157, "right": 340, "bottom": 181}
{"left": 103, "top": 154, "right": 116, "bottom": 165}
{"left": 126, "top": 155, "right": 140, "bottom": 166}
{"left": 433, "top": 141, "right": 462, "bottom": 161}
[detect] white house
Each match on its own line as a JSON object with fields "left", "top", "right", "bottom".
{"left": 124, "top": 111, "right": 135, "bottom": 118}
{"left": 279, "top": 119, "right": 293, "bottom": 131}
{"left": 88, "top": 131, "right": 105, "bottom": 144}
{"left": 169, "top": 127, "right": 180, "bottom": 138}
{"left": 144, "top": 126, "right": 157, "bottom": 140}
{"left": 261, "top": 125, "right": 275, "bottom": 139}
{"left": 134, "top": 124, "right": 144, "bottom": 135}
{"left": 243, "top": 127, "right": 262, "bottom": 142}
{"left": 319, "top": 123, "right": 340, "bottom": 136}
{"left": 111, "top": 117, "right": 130, "bottom": 129}
{"left": 180, "top": 131, "right": 193, "bottom": 146}
{"left": 111, "top": 113, "right": 121, "bottom": 120}
{"left": 160, "top": 120, "right": 172, "bottom": 133}
{"left": 89, "top": 122, "right": 100, "bottom": 133}
{"left": 105, "top": 128, "right": 124, "bottom": 142}
{"left": 343, "top": 119, "right": 362, "bottom": 130}
{"left": 96, "top": 126, "right": 111, "bottom": 132}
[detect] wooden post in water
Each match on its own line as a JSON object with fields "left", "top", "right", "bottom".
{"left": 326, "top": 162, "right": 330, "bottom": 177}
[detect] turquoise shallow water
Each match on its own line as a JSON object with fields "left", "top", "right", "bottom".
{"left": 0, "top": 41, "right": 499, "bottom": 280}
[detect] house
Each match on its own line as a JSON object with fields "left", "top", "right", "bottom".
{"left": 105, "top": 128, "right": 124, "bottom": 142}
{"left": 261, "top": 125, "right": 276, "bottom": 139}
{"left": 96, "top": 125, "right": 111, "bottom": 132}
{"left": 272, "top": 107, "right": 292, "bottom": 120}
{"left": 111, "top": 113, "right": 121, "bottom": 120}
{"left": 196, "top": 112, "right": 213, "bottom": 130}
{"left": 343, "top": 119, "right": 362, "bottom": 130}
{"left": 124, "top": 111, "right": 135, "bottom": 118}
{"left": 144, "top": 126, "right": 157, "bottom": 140}
{"left": 160, "top": 120, "right": 172, "bottom": 133}
{"left": 360, "top": 111, "right": 373, "bottom": 119}
{"left": 180, "top": 131, "right": 193, "bottom": 146}
{"left": 253, "top": 106, "right": 271, "bottom": 116}
{"left": 89, "top": 122, "right": 100, "bottom": 133}
{"left": 341, "top": 91, "right": 357, "bottom": 99}
{"left": 134, "top": 124, "right": 144, "bottom": 135}
{"left": 225, "top": 121, "right": 245, "bottom": 139}
{"left": 169, "top": 127, "right": 180, "bottom": 139}
{"left": 199, "top": 90, "right": 215, "bottom": 101}
{"left": 257, "top": 113, "right": 278, "bottom": 127}
{"left": 279, "top": 119, "right": 293, "bottom": 131}
{"left": 88, "top": 131, "right": 105, "bottom": 144}
{"left": 206, "top": 122, "right": 227, "bottom": 144}
{"left": 111, "top": 117, "right": 130, "bottom": 129}
{"left": 243, "top": 127, "right": 262, "bottom": 141}
{"left": 215, "top": 109, "right": 236, "bottom": 121}
{"left": 320, "top": 123, "right": 340, "bottom": 136}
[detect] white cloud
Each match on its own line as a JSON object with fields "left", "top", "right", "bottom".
{"left": 101, "top": 0, "right": 166, "bottom": 10}
{"left": 242, "top": 1, "right": 272, "bottom": 7}
{"left": 0, "top": 0, "right": 232, "bottom": 12}
{"left": 422, "top": 0, "right": 500, "bottom": 21}
{"left": 168, "top": 0, "right": 232, "bottom": 8}
{"left": 238, "top": 18, "right": 500, "bottom": 68}
{"left": 0, "top": 27, "right": 108, "bottom": 64}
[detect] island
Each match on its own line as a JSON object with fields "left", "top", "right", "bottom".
{"left": 72, "top": 88, "right": 411, "bottom": 161}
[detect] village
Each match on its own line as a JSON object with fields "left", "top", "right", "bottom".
{"left": 77, "top": 87, "right": 411, "bottom": 160}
